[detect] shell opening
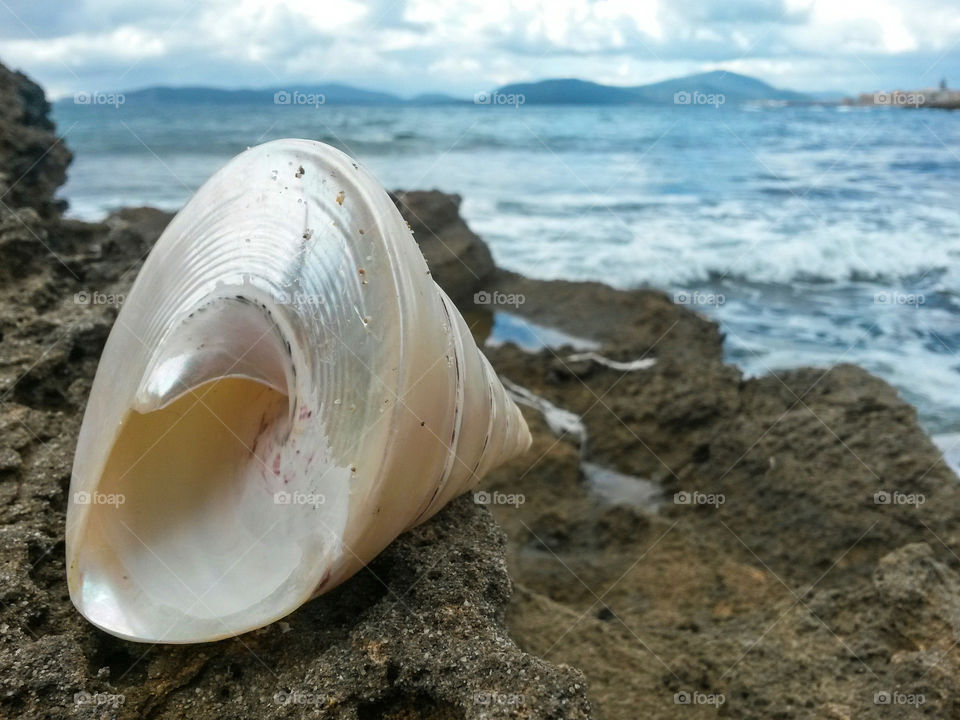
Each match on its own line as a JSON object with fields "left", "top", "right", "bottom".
{"left": 73, "top": 317, "right": 348, "bottom": 642}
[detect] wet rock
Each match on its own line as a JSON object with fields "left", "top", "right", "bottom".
{"left": 390, "top": 191, "right": 496, "bottom": 307}
{"left": 0, "top": 63, "right": 71, "bottom": 217}
{"left": 481, "top": 301, "right": 960, "bottom": 718}
{"left": 487, "top": 269, "right": 725, "bottom": 362}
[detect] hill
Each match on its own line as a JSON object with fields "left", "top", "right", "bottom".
{"left": 53, "top": 70, "right": 809, "bottom": 107}
{"left": 496, "top": 70, "right": 808, "bottom": 105}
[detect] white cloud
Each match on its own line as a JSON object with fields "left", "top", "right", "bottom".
{"left": 0, "top": 0, "right": 958, "bottom": 96}
{"left": 1, "top": 26, "right": 166, "bottom": 67}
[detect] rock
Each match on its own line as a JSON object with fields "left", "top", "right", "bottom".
{"left": 0, "top": 490, "right": 591, "bottom": 719}
{"left": 487, "top": 269, "right": 726, "bottom": 362}
{"left": 871, "top": 542, "right": 960, "bottom": 648}
{"left": 0, "top": 63, "right": 72, "bottom": 217}
{"left": 0, "top": 206, "right": 57, "bottom": 283}
{"left": 390, "top": 191, "right": 495, "bottom": 306}
{"left": 480, "top": 304, "right": 960, "bottom": 718}
{"left": 105, "top": 206, "right": 174, "bottom": 243}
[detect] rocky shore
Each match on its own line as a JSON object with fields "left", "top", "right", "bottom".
{"left": 2, "top": 61, "right": 960, "bottom": 719}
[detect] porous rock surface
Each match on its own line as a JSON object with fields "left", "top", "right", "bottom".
{"left": 390, "top": 190, "right": 495, "bottom": 308}
{"left": 0, "top": 65, "right": 71, "bottom": 217}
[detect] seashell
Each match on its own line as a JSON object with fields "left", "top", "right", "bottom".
{"left": 66, "top": 139, "right": 531, "bottom": 643}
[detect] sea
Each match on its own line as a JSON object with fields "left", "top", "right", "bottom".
{"left": 51, "top": 100, "right": 960, "bottom": 450}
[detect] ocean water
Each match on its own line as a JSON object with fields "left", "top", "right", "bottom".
{"left": 52, "top": 102, "right": 960, "bottom": 437}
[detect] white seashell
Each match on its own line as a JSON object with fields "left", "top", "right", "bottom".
{"left": 66, "top": 139, "right": 531, "bottom": 643}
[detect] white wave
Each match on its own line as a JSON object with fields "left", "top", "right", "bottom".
{"left": 465, "top": 198, "right": 959, "bottom": 287}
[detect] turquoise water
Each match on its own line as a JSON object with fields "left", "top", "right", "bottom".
{"left": 53, "top": 101, "right": 960, "bottom": 435}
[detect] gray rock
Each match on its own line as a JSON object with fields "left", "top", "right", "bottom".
{"left": 0, "top": 63, "right": 72, "bottom": 217}
{"left": 390, "top": 191, "right": 496, "bottom": 307}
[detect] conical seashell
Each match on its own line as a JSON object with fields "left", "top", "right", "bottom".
{"left": 66, "top": 139, "right": 531, "bottom": 643}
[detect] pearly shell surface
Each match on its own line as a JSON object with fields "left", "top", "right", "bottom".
{"left": 67, "top": 139, "right": 531, "bottom": 643}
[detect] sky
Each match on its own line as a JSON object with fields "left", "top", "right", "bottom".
{"left": 0, "top": 0, "right": 958, "bottom": 98}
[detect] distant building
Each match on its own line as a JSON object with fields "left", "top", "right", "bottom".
{"left": 854, "top": 85, "right": 960, "bottom": 110}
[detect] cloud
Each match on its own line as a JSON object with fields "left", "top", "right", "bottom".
{"left": 0, "top": 0, "right": 958, "bottom": 96}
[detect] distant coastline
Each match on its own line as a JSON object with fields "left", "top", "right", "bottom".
{"left": 844, "top": 87, "right": 960, "bottom": 110}
{"left": 56, "top": 69, "right": 810, "bottom": 108}
{"left": 56, "top": 69, "right": 960, "bottom": 111}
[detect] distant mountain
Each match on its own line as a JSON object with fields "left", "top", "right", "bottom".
{"left": 493, "top": 70, "right": 809, "bottom": 105}
{"left": 493, "top": 78, "right": 641, "bottom": 105}
{"left": 409, "top": 92, "right": 468, "bottom": 105}
{"left": 54, "top": 70, "right": 812, "bottom": 108}
{"left": 60, "top": 83, "right": 405, "bottom": 106}
{"left": 633, "top": 70, "right": 808, "bottom": 103}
